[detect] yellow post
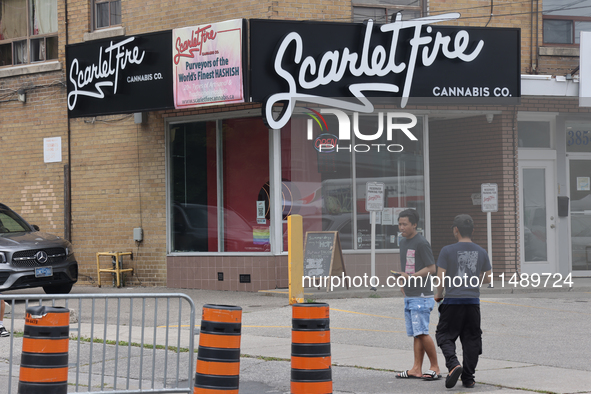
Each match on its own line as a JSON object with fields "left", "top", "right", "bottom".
{"left": 288, "top": 214, "right": 304, "bottom": 305}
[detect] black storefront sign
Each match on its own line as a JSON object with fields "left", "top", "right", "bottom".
{"left": 66, "top": 30, "right": 174, "bottom": 118}
{"left": 249, "top": 16, "right": 521, "bottom": 129}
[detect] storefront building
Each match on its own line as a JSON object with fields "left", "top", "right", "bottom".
{"left": 1, "top": 1, "right": 590, "bottom": 292}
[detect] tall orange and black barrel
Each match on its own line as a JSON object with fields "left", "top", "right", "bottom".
{"left": 19, "top": 306, "right": 70, "bottom": 394}
{"left": 291, "top": 302, "right": 332, "bottom": 394}
{"left": 194, "top": 304, "right": 242, "bottom": 394}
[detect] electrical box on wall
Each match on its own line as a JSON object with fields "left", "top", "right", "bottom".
{"left": 558, "top": 196, "right": 569, "bottom": 217}
{"left": 134, "top": 112, "right": 147, "bottom": 124}
{"left": 133, "top": 227, "right": 143, "bottom": 242}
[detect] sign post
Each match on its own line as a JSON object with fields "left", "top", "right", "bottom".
{"left": 366, "top": 182, "right": 385, "bottom": 290}
{"left": 481, "top": 183, "right": 498, "bottom": 271}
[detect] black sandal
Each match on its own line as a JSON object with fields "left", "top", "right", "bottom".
{"left": 445, "top": 365, "right": 463, "bottom": 388}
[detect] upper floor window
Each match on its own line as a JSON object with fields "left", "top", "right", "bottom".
{"left": 352, "top": 0, "right": 423, "bottom": 24}
{"left": 543, "top": 0, "right": 591, "bottom": 45}
{"left": 0, "top": 0, "right": 58, "bottom": 66}
{"left": 94, "top": 0, "right": 121, "bottom": 30}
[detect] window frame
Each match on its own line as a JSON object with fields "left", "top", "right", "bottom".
{"left": 352, "top": 0, "right": 424, "bottom": 23}
{"left": 92, "top": 0, "right": 122, "bottom": 31}
{"left": 166, "top": 110, "right": 275, "bottom": 256}
{"left": 543, "top": 15, "right": 591, "bottom": 46}
{"left": 0, "top": 0, "right": 58, "bottom": 67}
{"left": 279, "top": 110, "right": 430, "bottom": 254}
{"left": 165, "top": 110, "right": 431, "bottom": 256}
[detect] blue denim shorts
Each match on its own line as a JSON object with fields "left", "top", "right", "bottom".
{"left": 404, "top": 297, "right": 435, "bottom": 337}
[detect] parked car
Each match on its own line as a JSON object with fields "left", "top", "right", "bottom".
{"left": 0, "top": 203, "right": 78, "bottom": 294}
{"left": 172, "top": 202, "right": 271, "bottom": 252}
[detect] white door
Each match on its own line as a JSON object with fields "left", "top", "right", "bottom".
{"left": 519, "top": 160, "right": 557, "bottom": 274}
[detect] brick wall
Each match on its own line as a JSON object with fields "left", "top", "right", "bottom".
{"left": 429, "top": 0, "right": 534, "bottom": 73}
{"left": 0, "top": 72, "right": 68, "bottom": 234}
{"left": 66, "top": 0, "right": 352, "bottom": 45}
{"left": 68, "top": 112, "right": 168, "bottom": 286}
{"left": 429, "top": 109, "right": 519, "bottom": 275}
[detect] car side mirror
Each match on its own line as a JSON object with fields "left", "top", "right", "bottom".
{"left": 32, "top": 225, "right": 40, "bottom": 231}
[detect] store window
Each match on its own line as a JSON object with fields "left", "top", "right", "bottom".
{"left": 522, "top": 168, "right": 548, "bottom": 262}
{"left": 543, "top": 0, "right": 591, "bottom": 45}
{"left": 518, "top": 121, "right": 551, "bottom": 148}
{"left": 352, "top": 0, "right": 423, "bottom": 23}
{"left": 0, "top": 0, "right": 58, "bottom": 66}
{"left": 169, "top": 117, "right": 271, "bottom": 253}
{"left": 566, "top": 122, "right": 591, "bottom": 153}
{"left": 94, "top": 0, "right": 121, "bottom": 30}
{"left": 282, "top": 109, "right": 426, "bottom": 251}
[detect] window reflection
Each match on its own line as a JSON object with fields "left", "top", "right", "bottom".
{"left": 283, "top": 110, "right": 425, "bottom": 251}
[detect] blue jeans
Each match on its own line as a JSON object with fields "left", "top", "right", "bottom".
{"left": 404, "top": 297, "right": 435, "bottom": 337}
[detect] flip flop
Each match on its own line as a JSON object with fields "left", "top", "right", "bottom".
{"left": 445, "top": 365, "right": 463, "bottom": 388}
{"left": 422, "top": 370, "right": 441, "bottom": 380}
{"left": 396, "top": 370, "right": 422, "bottom": 379}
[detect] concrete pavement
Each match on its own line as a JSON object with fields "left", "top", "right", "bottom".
{"left": 1, "top": 278, "right": 591, "bottom": 393}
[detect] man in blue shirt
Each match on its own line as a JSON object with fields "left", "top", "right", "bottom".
{"left": 434, "top": 214, "right": 492, "bottom": 389}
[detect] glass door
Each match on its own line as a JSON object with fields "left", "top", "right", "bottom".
{"left": 569, "top": 159, "right": 591, "bottom": 273}
{"left": 519, "top": 160, "right": 557, "bottom": 274}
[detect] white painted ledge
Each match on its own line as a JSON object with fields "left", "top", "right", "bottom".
{"left": 0, "top": 61, "right": 62, "bottom": 78}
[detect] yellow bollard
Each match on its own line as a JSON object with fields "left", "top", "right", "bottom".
{"left": 288, "top": 214, "right": 304, "bottom": 305}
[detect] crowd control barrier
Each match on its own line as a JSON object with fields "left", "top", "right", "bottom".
{"left": 194, "top": 304, "right": 242, "bottom": 394}
{"left": 3, "top": 293, "right": 196, "bottom": 394}
{"left": 291, "top": 302, "right": 332, "bottom": 394}
{"left": 19, "top": 306, "right": 70, "bottom": 394}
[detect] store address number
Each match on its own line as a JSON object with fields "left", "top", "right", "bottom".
{"left": 567, "top": 130, "right": 591, "bottom": 146}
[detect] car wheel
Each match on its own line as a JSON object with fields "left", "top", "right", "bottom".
{"left": 43, "top": 283, "right": 74, "bottom": 294}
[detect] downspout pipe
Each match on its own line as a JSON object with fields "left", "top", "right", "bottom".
{"left": 64, "top": 0, "right": 72, "bottom": 241}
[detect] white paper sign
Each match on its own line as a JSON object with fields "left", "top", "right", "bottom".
{"left": 577, "top": 177, "right": 590, "bottom": 191}
{"left": 382, "top": 208, "right": 393, "bottom": 225}
{"left": 256, "top": 201, "right": 266, "bottom": 218}
{"left": 44, "top": 137, "right": 62, "bottom": 163}
{"left": 481, "top": 183, "right": 498, "bottom": 212}
{"left": 369, "top": 211, "right": 382, "bottom": 224}
{"left": 366, "top": 182, "right": 385, "bottom": 211}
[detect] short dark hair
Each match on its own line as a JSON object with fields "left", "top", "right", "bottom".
{"left": 452, "top": 214, "right": 474, "bottom": 237}
{"left": 398, "top": 209, "right": 419, "bottom": 225}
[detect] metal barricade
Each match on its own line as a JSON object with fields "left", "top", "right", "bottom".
{"left": 1, "top": 293, "right": 196, "bottom": 394}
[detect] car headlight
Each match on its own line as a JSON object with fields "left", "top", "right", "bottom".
{"left": 0, "top": 252, "right": 6, "bottom": 264}
{"left": 66, "top": 246, "right": 74, "bottom": 256}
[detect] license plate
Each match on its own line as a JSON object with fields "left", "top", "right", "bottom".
{"left": 35, "top": 266, "right": 53, "bottom": 278}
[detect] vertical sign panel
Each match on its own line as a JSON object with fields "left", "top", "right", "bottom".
{"left": 173, "top": 19, "right": 245, "bottom": 108}
{"left": 481, "top": 183, "right": 498, "bottom": 212}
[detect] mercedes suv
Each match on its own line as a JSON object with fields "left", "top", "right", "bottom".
{"left": 0, "top": 204, "right": 78, "bottom": 294}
